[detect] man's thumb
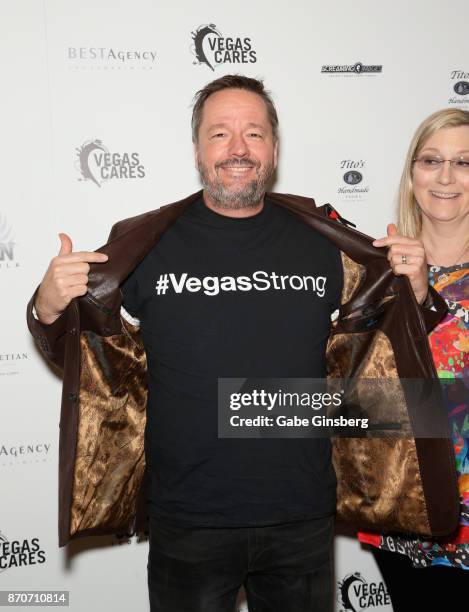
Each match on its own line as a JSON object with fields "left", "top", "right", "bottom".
{"left": 387, "top": 223, "right": 398, "bottom": 237}
{"left": 58, "top": 233, "right": 73, "bottom": 255}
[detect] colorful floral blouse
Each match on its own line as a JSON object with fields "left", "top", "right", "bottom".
{"left": 359, "top": 262, "right": 469, "bottom": 569}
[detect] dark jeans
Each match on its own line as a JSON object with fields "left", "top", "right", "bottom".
{"left": 148, "top": 515, "right": 334, "bottom": 612}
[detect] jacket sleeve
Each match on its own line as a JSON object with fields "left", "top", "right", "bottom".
{"left": 25, "top": 221, "right": 122, "bottom": 372}
{"left": 26, "top": 286, "right": 69, "bottom": 373}
{"left": 419, "top": 284, "right": 447, "bottom": 334}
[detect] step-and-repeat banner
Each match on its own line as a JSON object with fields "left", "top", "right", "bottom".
{"left": 1, "top": 1, "right": 467, "bottom": 610}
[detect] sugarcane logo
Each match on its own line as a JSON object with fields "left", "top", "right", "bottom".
{"left": 75, "top": 139, "right": 146, "bottom": 187}
{"left": 337, "top": 572, "right": 390, "bottom": 611}
{"left": 190, "top": 23, "right": 257, "bottom": 71}
{"left": 0, "top": 215, "right": 16, "bottom": 264}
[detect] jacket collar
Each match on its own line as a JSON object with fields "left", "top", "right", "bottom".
{"left": 86, "top": 189, "right": 389, "bottom": 316}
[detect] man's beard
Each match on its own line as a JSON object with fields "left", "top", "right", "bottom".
{"left": 198, "top": 157, "right": 275, "bottom": 210}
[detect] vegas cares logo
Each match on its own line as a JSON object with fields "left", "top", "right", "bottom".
{"left": 190, "top": 23, "right": 257, "bottom": 71}
{"left": 337, "top": 572, "right": 391, "bottom": 611}
{"left": 155, "top": 271, "right": 327, "bottom": 297}
{"left": 0, "top": 532, "right": 46, "bottom": 572}
{"left": 76, "top": 139, "right": 145, "bottom": 187}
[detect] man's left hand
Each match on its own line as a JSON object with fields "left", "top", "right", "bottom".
{"left": 373, "top": 223, "right": 428, "bottom": 305}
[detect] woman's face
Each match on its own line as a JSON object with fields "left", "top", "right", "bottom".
{"left": 412, "top": 125, "right": 469, "bottom": 227}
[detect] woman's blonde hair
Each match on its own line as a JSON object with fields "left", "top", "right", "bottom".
{"left": 397, "top": 108, "right": 469, "bottom": 237}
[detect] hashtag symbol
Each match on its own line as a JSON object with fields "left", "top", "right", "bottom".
{"left": 155, "top": 274, "right": 169, "bottom": 295}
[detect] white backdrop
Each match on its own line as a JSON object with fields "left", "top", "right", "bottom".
{"left": 1, "top": 1, "right": 468, "bottom": 610}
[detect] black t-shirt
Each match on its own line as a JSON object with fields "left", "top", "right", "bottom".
{"left": 122, "top": 197, "right": 343, "bottom": 527}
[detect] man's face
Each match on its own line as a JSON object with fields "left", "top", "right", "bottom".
{"left": 194, "top": 88, "right": 278, "bottom": 209}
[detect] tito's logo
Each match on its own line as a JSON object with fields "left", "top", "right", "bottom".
{"left": 190, "top": 23, "right": 257, "bottom": 71}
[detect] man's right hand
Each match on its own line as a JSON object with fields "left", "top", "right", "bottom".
{"left": 34, "top": 233, "right": 108, "bottom": 325}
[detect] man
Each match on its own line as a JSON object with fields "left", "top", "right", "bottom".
{"left": 29, "top": 75, "right": 449, "bottom": 612}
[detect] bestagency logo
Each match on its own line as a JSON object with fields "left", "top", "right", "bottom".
{"left": 190, "top": 23, "right": 257, "bottom": 71}
{"left": 0, "top": 442, "right": 52, "bottom": 466}
{"left": 76, "top": 139, "right": 146, "bottom": 187}
{"left": 338, "top": 160, "right": 369, "bottom": 201}
{"left": 67, "top": 47, "right": 157, "bottom": 70}
{"left": 0, "top": 215, "right": 19, "bottom": 269}
{"left": 449, "top": 70, "right": 469, "bottom": 105}
{"left": 321, "top": 61, "right": 382, "bottom": 76}
{"left": 0, "top": 532, "right": 46, "bottom": 572}
{"left": 337, "top": 572, "right": 391, "bottom": 611}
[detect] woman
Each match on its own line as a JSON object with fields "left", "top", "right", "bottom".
{"left": 359, "top": 108, "right": 469, "bottom": 607}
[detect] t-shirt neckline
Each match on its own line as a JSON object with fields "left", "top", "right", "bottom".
{"left": 185, "top": 196, "right": 273, "bottom": 229}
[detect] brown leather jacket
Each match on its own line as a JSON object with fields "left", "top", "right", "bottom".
{"left": 27, "top": 191, "right": 460, "bottom": 547}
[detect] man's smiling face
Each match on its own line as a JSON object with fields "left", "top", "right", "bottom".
{"left": 194, "top": 88, "right": 278, "bottom": 210}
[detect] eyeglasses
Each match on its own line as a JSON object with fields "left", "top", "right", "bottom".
{"left": 413, "top": 155, "right": 469, "bottom": 175}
